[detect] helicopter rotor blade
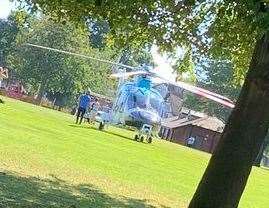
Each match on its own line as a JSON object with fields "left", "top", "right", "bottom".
{"left": 174, "top": 81, "right": 235, "bottom": 108}
{"left": 175, "top": 81, "right": 233, "bottom": 103}
{"left": 25, "top": 43, "right": 234, "bottom": 108}
{"left": 26, "top": 43, "right": 136, "bottom": 70}
{"left": 110, "top": 71, "right": 149, "bottom": 78}
{"left": 149, "top": 71, "right": 235, "bottom": 108}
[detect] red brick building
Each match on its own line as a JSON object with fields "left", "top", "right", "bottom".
{"left": 160, "top": 115, "right": 225, "bottom": 153}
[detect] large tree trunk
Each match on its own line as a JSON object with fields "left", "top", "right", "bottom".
{"left": 253, "top": 133, "right": 269, "bottom": 166}
{"left": 189, "top": 32, "right": 269, "bottom": 208}
{"left": 253, "top": 141, "right": 265, "bottom": 167}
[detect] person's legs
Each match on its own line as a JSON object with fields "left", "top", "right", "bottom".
{"left": 76, "top": 107, "right": 82, "bottom": 124}
{"left": 79, "top": 108, "right": 86, "bottom": 124}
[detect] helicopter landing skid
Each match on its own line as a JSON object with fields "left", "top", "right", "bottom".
{"left": 134, "top": 124, "right": 153, "bottom": 144}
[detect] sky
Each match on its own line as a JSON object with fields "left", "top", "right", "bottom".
{"left": 0, "top": 0, "right": 15, "bottom": 19}
{"left": 151, "top": 45, "right": 180, "bottom": 81}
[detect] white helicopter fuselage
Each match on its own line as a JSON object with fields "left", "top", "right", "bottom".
{"left": 95, "top": 77, "right": 168, "bottom": 139}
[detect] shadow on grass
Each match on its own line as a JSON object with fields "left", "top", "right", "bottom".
{"left": 0, "top": 171, "right": 166, "bottom": 208}
{"left": 69, "top": 124, "right": 98, "bottom": 131}
{"left": 68, "top": 124, "right": 134, "bottom": 142}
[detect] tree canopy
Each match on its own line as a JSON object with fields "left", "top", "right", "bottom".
{"left": 3, "top": 10, "right": 155, "bottom": 107}
{"left": 0, "top": 14, "right": 19, "bottom": 67}
{"left": 6, "top": 13, "right": 118, "bottom": 106}
{"left": 19, "top": 1, "right": 269, "bottom": 73}
{"left": 184, "top": 59, "right": 241, "bottom": 120}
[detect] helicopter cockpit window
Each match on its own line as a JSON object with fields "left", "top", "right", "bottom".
{"left": 126, "top": 92, "right": 148, "bottom": 109}
{"left": 126, "top": 90, "right": 163, "bottom": 115}
{"left": 136, "top": 94, "right": 149, "bottom": 108}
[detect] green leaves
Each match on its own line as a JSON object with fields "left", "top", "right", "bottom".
{"left": 0, "top": 16, "right": 19, "bottom": 66}
{"left": 184, "top": 59, "right": 241, "bottom": 120}
{"left": 11, "top": 0, "right": 269, "bottom": 106}
{"left": 6, "top": 16, "right": 117, "bottom": 106}
{"left": 17, "top": 0, "right": 268, "bottom": 83}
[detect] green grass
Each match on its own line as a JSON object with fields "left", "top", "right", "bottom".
{"left": 0, "top": 96, "right": 268, "bottom": 208}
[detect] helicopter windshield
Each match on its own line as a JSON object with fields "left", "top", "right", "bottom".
{"left": 126, "top": 89, "right": 163, "bottom": 114}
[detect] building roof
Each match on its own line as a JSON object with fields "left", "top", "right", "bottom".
{"left": 162, "top": 115, "right": 225, "bottom": 133}
{"left": 190, "top": 116, "right": 225, "bottom": 132}
{"left": 162, "top": 116, "right": 190, "bottom": 129}
{"left": 180, "top": 107, "right": 207, "bottom": 118}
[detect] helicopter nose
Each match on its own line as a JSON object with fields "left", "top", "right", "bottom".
{"left": 130, "top": 110, "right": 160, "bottom": 125}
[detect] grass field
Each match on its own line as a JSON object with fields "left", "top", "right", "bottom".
{"left": 0, "top": 96, "right": 268, "bottom": 208}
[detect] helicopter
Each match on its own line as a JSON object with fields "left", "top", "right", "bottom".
{"left": 26, "top": 43, "right": 235, "bottom": 143}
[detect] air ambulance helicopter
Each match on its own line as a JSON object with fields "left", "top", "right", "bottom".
{"left": 26, "top": 43, "right": 235, "bottom": 143}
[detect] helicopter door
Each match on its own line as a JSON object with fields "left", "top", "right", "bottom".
{"left": 113, "top": 90, "right": 128, "bottom": 124}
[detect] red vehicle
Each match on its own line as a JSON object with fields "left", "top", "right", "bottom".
{"left": 6, "top": 82, "right": 25, "bottom": 99}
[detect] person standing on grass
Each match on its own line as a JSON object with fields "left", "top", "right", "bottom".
{"left": 76, "top": 90, "right": 91, "bottom": 124}
{"left": 186, "top": 136, "right": 196, "bottom": 148}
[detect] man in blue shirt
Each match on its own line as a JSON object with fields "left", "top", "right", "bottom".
{"left": 76, "top": 90, "right": 91, "bottom": 124}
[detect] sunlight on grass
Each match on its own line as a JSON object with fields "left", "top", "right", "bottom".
{"left": 0, "top": 96, "right": 268, "bottom": 207}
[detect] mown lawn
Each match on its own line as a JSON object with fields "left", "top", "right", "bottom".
{"left": 0, "top": 96, "right": 268, "bottom": 208}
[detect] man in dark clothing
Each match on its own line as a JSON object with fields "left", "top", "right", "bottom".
{"left": 76, "top": 90, "right": 91, "bottom": 124}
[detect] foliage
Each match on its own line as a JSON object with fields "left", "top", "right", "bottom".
{"left": 1, "top": 10, "right": 156, "bottom": 108}
{"left": 208, "top": 1, "right": 269, "bottom": 83}
{"left": 177, "top": 48, "right": 195, "bottom": 75}
{"left": 87, "top": 18, "right": 154, "bottom": 68}
{"left": 1, "top": 97, "right": 269, "bottom": 207}
{"left": 7, "top": 15, "right": 117, "bottom": 106}
{"left": 184, "top": 59, "right": 241, "bottom": 120}
{"left": 18, "top": 0, "right": 269, "bottom": 82}
{"left": 88, "top": 19, "right": 110, "bottom": 49}
{"left": 19, "top": 1, "right": 209, "bottom": 51}
{"left": 176, "top": 48, "right": 196, "bottom": 83}
{"left": 0, "top": 14, "right": 19, "bottom": 66}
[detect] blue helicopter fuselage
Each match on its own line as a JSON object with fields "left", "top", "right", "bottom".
{"left": 112, "top": 76, "right": 166, "bottom": 131}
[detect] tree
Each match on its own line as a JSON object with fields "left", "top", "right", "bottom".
{"left": 8, "top": 16, "right": 117, "bottom": 105}
{"left": 254, "top": 132, "right": 269, "bottom": 166}
{"left": 0, "top": 14, "right": 19, "bottom": 67}
{"left": 184, "top": 60, "right": 241, "bottom": 121}
{"left": 16, "top": 0, "right": 269, "bottom": 207}
{"left": 88, "top": 19, "right": 110, "bottom": 49}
